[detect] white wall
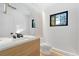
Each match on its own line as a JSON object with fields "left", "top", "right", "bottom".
{"left": 29, "top": 9, "right": 43, "bottom": 37}
{"left": 77, "top": 6, "right": 79, "bottom": 55}
{"left": 0, "top": 3, "right": 31, "bottom": 37}
{"left": 42, "top": 3, "right": 79, "bottom": 55}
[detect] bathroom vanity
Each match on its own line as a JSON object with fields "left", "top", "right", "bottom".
{"left": 0, "top": 36, "right": 40, "bottom": 56}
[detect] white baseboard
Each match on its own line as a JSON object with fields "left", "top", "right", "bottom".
{"left": 52, "top": 47, "right": 78, "bottom": 56}
{"left": 40, "top": 42, "right": 78, "bottom": 56}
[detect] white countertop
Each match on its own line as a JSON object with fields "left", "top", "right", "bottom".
{"left": 0, "top": 35, "right": 36, "bottom": 51}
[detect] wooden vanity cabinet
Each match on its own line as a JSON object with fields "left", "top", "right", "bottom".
{"left": 0, "top": 38, "right": 40, "bottom": 56}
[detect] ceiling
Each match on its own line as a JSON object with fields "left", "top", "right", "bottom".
{"left": 12, "top": 3, "right": 52, "bottom": 14}
{"left": 0, "top": 3, "right": 52, "bottom": 15}
{"left": 24, "top": 3, "right": 52, "bottom": 13}
{"left": 1, "top": 3, "right": 79, "bottom": 15}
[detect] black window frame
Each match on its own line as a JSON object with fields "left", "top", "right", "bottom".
{"left": 50, "top": 11, "right": 68, "bottom": 27}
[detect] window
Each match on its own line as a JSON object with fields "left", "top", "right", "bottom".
{"left": 50, "top": 11, "right": 68, "bottom": 26}
{"left": 32, "top": 19, "right": 36, "bottom": 28}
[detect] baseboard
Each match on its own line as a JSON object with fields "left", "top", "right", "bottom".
{"left": 52, "top": 47, "right": 78, "bottom": 56}
{"left": 40, "top": 42, "right": 78, "bottom": 56}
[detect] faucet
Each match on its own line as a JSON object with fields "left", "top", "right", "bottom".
{"left": 10, "top": 33, "right": 23, "bottom": 39}
{"left": 15, "top": 33, "right": 23, "bottom": 38}
{"left": 10, "top": 33, "right": 16, "bottom": 39}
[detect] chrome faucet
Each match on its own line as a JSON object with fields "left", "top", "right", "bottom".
{"left": 10, "top": 33, "right": 23, "bottom": 39}
{"left": 10, "top": 33, "right": 16, "bottom": 39}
